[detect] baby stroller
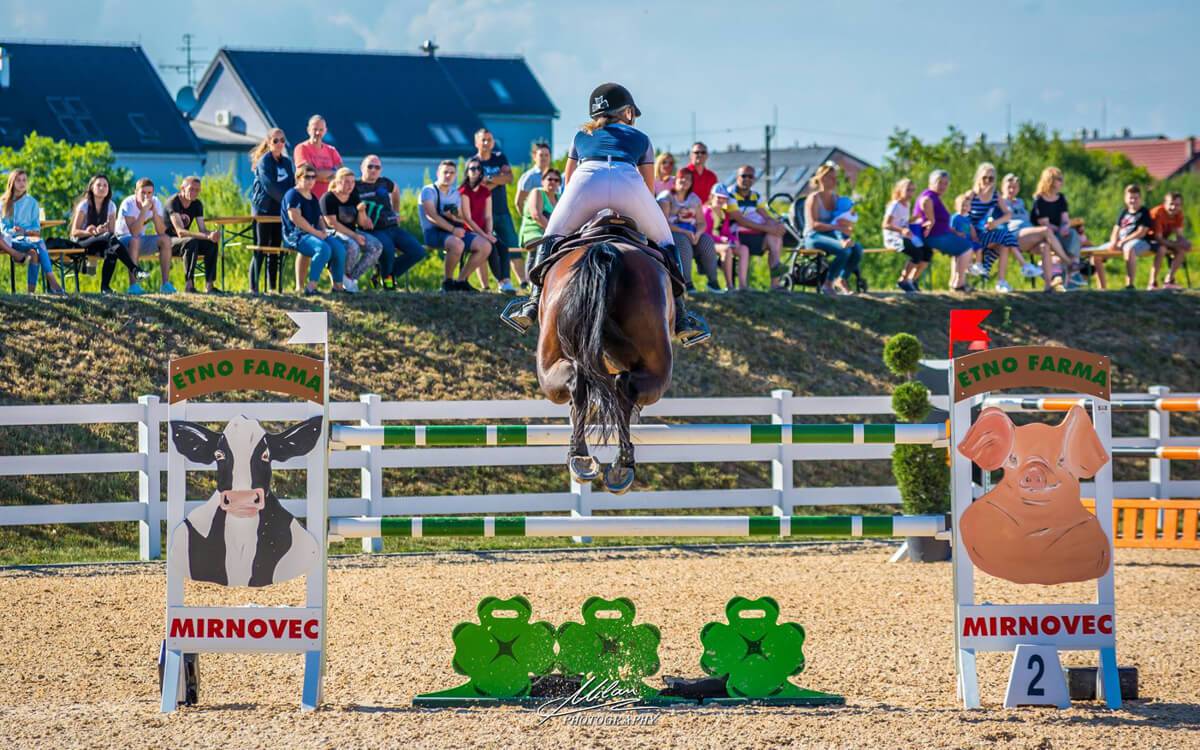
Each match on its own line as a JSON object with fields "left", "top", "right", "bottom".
{"left": 767, "top": 192, "right": 868, "bottom": 293}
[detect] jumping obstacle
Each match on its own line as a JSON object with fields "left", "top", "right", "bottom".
{"left": 330, "top": 422, "right": 945, "bottom": 448}
{"left": 985, "top": 395, "right": 1200, "bottom": 412}
{"left": 329, "top": 514, "right": 946, "bottom": 541}
{"left": 1112, "top": 446, "right": 1200, "bottom": 460}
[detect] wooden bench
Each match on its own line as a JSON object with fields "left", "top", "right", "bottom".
{"left": 245, "top": 245, "right": 294, "bottom": 293}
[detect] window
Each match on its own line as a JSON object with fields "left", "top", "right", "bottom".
{"left": 771, "top": 166, "right": 787, "bottom": 182}
{"left": 446, "top": 125, "right": 468, "bottom": 145}
{"left": 489, "top": 79, "right": 512, "bottom": 104}
{"left": 128, "top": 113, "right": 160, "bottom": 145}
{"left": 428, "top": 124, "right": 450, "bottom": 145}
{"left": 791, "top": 167, "right": 810, "bottom": 185}
{"left": 355, "top": 122, "right": 380, "bottom": 145}
{"left": 46, "top": 96, "right": 100, "bottom": 140}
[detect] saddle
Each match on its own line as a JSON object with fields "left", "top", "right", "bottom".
{"left": 528, "top": 214, "right": 687, "bottom": 297}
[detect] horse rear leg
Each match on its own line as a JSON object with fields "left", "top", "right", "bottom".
{"left": 600, "top": 372, "right": 636, "bottom": 494}
{"left": 567, "top": 370, "right": 600, "bottom": 483}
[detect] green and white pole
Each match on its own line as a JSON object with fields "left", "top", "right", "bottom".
{"left": 330, "top": 422, "right": 946, "bottom": 449}
{"left": 328, "top": 514, "right": 947, "bottom": 541}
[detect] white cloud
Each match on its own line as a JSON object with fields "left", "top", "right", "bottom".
{"left": 328, "top": 12, "right": 384, "bottom": 50}
{"left": 926, "top": 61, "right": 957, "bottom": 77}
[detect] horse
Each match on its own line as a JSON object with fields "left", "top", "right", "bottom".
{"left": 536, "top": 233, "right": 675, "bottom": 494}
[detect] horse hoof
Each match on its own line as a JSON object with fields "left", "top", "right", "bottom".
{"left": 569, "top": 455, "right": 600, "bottom": 482}
{"left": 602, "top": 465, "right": 635, "bottom": 495}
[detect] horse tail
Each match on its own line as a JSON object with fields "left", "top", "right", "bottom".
{"left": 556, "top": 242, "right": 628, "bottom": 442}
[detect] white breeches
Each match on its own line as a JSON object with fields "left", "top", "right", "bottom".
{"left": 544, "top": 160, "right": 675, "bottom": 247}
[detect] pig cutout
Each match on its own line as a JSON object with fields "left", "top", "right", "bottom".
{"left": 957, "top": 405, "right": 1111, "bottom": 585}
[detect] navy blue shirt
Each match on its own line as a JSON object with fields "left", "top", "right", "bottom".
{"left": 568, "top": 123, "right": 655, "bottom": 166}
{"left": 475, "top": 150, "right": 513, "bottom": 217}
{"left": 251, "top": 153, "right": 295, "bottom": 215}
{"left": 281, "top": 188, "right": 323, "bottom": 247}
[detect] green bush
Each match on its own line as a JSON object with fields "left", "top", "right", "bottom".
{"left": 893, "top": 444, "right": 951, "bottom": 516}
{"left": 0, "top": 132, "right": 133, "bottom": 222}
{"left": 883, "top": 333, "right": 922, "bottom": 378}
{"left": 884, "top": 332, "right": 949, "bottom": 515}
{"left": 892, "top": 381, "right": 931, "bottom": 423}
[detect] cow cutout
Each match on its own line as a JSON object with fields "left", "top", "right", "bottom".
{"left": 168, "top": 415, "right": 323, "bottom": 587}
{"left": 957, "top": 405, "right": 1111, "bottom": 585}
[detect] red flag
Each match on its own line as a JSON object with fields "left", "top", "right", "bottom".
{"left": 949, "top": 309, "right": 991, "bottom": 357}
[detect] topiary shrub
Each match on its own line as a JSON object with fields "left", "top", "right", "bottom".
{"left": 883, "top": 333, "right": 923, "bottom": 378}
{"left": 885, "top": 335, "right": 949, "bottom": 517}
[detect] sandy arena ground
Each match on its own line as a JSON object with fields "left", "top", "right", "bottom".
{"left": 0, "top": 542, "right": 1198, "bottom": 749}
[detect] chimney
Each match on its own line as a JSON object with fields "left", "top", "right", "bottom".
{"left": 1121, "top": 127, "right": 1132, "bottom": 138}
{"left": 0, "top": 46, "right": 9, "bottom": 89}
{"left": 420, "top": 39, "right": 438, "bottom": 58}
{"left": 1092, "top": 129, "right": 1099, "bottom": 140}
{"left": 1188, "top": 138, "right": 1196, "bottom": 160}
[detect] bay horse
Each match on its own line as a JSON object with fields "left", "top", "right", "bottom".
{"left": 537, "top": 234, "right": 675, "bottom": 494}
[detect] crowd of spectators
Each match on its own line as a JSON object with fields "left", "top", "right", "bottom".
{"left": 0, "top": 121, "right": 1192, "bottom": 297}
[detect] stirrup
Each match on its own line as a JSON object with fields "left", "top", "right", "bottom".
{"left": 674, "top": 311, "right": 711, "bottom": 348}
{"left": 500, "top": 296, "right": 536, "bottom": 334}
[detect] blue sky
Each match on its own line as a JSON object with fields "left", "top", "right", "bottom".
{"left": 3, "top": 0, "right": 1195, "bottom": 163}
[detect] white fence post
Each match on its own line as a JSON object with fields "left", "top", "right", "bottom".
{"left": 137, "top": 394, "right": 162, "bottom": 560}
{"left": 360, "top": 394, "right": 383, "bottom": 553}
{"left": 771, "top": 389, "right": 793, "bottom": 516}
{"left": 1148, "top": 385, "right": 1170, "bottom": 500}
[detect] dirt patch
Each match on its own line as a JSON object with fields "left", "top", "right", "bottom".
{"left": 0, "top": 543, "right": 1197, "bottom": 749}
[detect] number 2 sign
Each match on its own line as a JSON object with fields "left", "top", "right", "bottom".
{"left": 1004, "top": 644, "right": 1070, "bottom": 709}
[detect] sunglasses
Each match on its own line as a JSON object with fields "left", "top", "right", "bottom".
{"left": 467, "top": 166, "right": 482, "bottom": 172}
{"left": 692, "top": 150, "right": 707, "bottom": 155}
{"left": 366, "top": 164, "right": 381, "bottom": 170}
{"left": 298, "top": 173, "right": 317, "bottom": 180}
{"left": 271, "top": 138, "right": 286, "bottom": 144}
{"left": 982, "top": 175, "right": 995, "bottom": 182}
{"left": 738, "top": 174, "right": 755, "bottom": 180}
{"left": 545, "top": 177, "right": 561, "bottom": 182}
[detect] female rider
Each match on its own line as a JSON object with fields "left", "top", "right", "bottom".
{"left": 507, "top": 83, "right": 704, "bottom": 343}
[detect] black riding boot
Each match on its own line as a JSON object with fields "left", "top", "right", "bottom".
{"left": 505, "top": 234, "right": 561, "bottom": 333}
{"left": 665, "top": 244, "right": 710, "bottom": 346}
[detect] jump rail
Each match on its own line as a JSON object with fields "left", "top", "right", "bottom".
{"left": 328, "top": 514, "right": 948, "bottom": 540}
{"left": 330, "top": 422, "right": 947, "bottom": 448}
{"left": 984, "top": 396, "right": 1200, "bottom": 412}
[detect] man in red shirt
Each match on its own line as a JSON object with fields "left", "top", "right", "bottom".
{"left": 293, "top": 115, "right": 342, "bottom": 199}
{"left": 680, "top": 142, "right": 717, "bottom": 203}
{"left": 1150, "top": 191, "right": 1191, "bottom": 289}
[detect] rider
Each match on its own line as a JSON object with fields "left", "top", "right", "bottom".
{"left": 507, "top": 83, "right": 706, "bottom": 343}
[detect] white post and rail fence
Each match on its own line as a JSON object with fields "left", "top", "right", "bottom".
{"left": 0, "top": 389, "right": 1196, "bottom": 560}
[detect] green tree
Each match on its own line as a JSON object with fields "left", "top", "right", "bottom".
{"left": 0, "top": 133, "right": 133, "bottom": 223}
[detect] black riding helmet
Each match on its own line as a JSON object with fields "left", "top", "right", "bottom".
{"left": 589, "top": 83, "right": 642, "bottom": 118}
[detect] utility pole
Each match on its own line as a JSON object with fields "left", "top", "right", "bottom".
{"left": 159, "top": 33, "right": 206, "bottom": 88}
{"left": 764, "top": 124, "right": 776, "bottom": 199}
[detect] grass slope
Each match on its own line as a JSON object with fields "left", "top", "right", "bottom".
{"left": 1, "top": 290, "right": 1197, "bottom": 563}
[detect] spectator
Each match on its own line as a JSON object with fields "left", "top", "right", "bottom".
{"left": 882, "top": 178, "right": 930, "bottom": 293}
{"left": 999, "top": 173, "right": 1061, "bottom": 290}
{"left": 282, "top": 164, "right": 348, "bottom": 296}
{"left": 293, "top": 115, "right": 342, "bottom": 199}
{"left": 802, "top": 163, "right": 863, "bottom": 296}
{"left": 419, "top": 160, "right": 492, "bottom": 293}
{"left": 515, "top": 141, "right": 553, "bottom": 213}
{"left": 249, "top": 128, "right": 294, "bottom": 293}
{"left": 70, "top": 174, "right": 145, "bottom": 294}
{"left": 115, "top": 177, "right": 175, "bottom": 294}
{"left": 727, "top": 165, "right": 787, "bottom": 288}
{"left": 459, "top": 157, "right": 501, "bottom": 291}
{"left": 356, "top": 155, "right": 426, "bottom": 290}
{"left": 914, "top": 169, "right": 973, "bottom": 291}
{"left": 512, "top": 141, "right": 553, "bottom": 290}
{"left": 705, "top": 184, "right": 749, "bottom": 291}
{"left": 1150, "top": 191, "right": 1191, "bottom": 290}
{"left": 1, "top": 169, "right": 66, "bottom": 294}
{"left": 968, "top": 163, "right": 1021, "bottom": 292}
{"left": 518, "top": 167, "right": 560, "bottom": 248}
{"left": 1094, "top": 184, "right": 1154, "bottom": 290}
{"left": 659, "top": 168, "right": 722, "bottom": 292}
{"left": 653, "top": 152, "right": 677, "bottom": 195}
{"left": 165, "top": 176, "right": 220, "bottom": 294}
{"left": 321, "top": 167, "right": 381, "bottom": 293}
{"left": 681, "top": 142, "right": 717, "bottom": 202}
{"left": 1031, "top": 166, "right": 1085, "bottom": 288}
{"left": 472, "top": 128, "right": 517, "bottom": 295}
